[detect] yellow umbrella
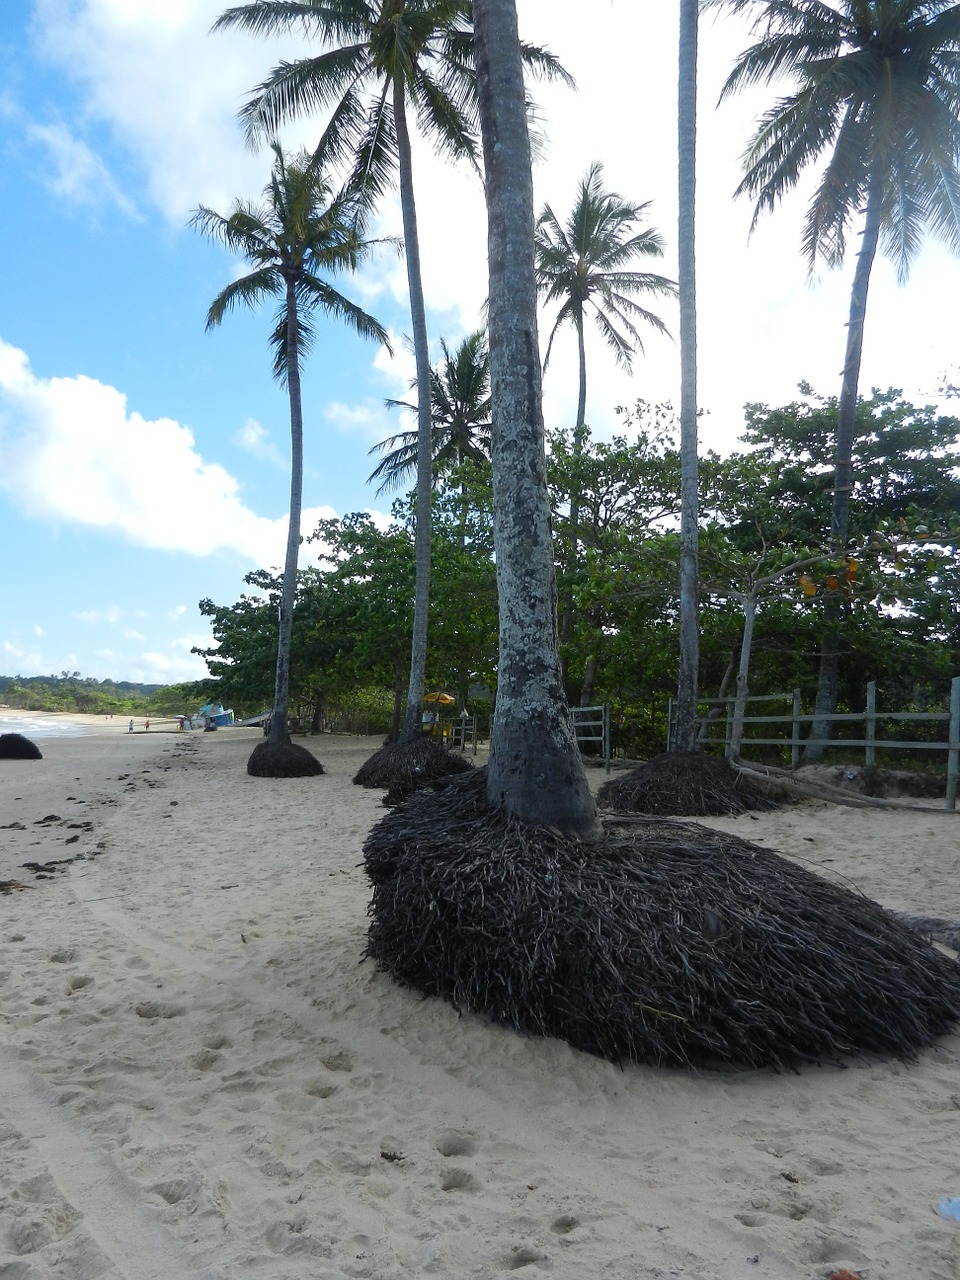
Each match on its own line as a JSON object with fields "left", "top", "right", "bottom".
{"left": 424, "top": 691, "right": 456, "bottom": 705}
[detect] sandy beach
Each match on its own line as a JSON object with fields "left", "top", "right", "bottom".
{"left": 1, "top": 719, "right": 959, "bottom": 1279}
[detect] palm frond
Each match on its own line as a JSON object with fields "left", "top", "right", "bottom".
{"left": 239, "top": 47, "right": 370, "bottom": 145}
{"left": 205, "top": 267, "right": 283, "bottom": 330}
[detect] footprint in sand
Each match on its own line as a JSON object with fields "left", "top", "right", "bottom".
{"left": 504, "top": 1245, "right": 550, "bottom": 1270}
{"left": 550, "top": 1214, "right": 580, "bottom": 1235}
{"left": 64, "top": 974, "right": 94, "bottom": 995}
{"left": 134, "top": 1000, "right": 186, "bottom": 1020}
{"left": 436, "top": 1130, "right": 476, "bottom": 1158}
{"left": 319, "top": 1047, "right": 354, "bottom": 1073}
{"left": 439, "top": 1167, "right": 477, "bottom": 1192}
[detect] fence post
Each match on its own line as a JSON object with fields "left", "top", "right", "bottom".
{"left": 865, "top": 681, "right": 876, "bottom": 769}
{"left": 603, "top": 703, "right": 611, "bottom": 774}
{"left": 791, "top": 689, "right": 802, "bottom": 770}
{"left": 947, "top": 676, "right": 960, "bottom": 812}
{"left": 666, "top": 697, "right": 674, "bottom": 753}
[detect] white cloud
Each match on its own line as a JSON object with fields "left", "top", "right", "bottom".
{"left": 27, "top": 120, "right": 139, "bottom": 217}
{"left": 30, "top": 0, "right": 319, "bottom": 224}
{"left": 0, "top": 337, "right": 323, "bottom": 569}
{"left": 137, "top": 638, "right": 212, "bottom": 685}
{"left": 123, "top": 629, "right": 145, "bottom": 641}
{"left": 168, "top": 604, "right": 187, "bottom": 620}
{"left": 235, "top": 417, "right": 284, "bottom": 467}
{"left": 33, "top": 624, "right": 45, "bottom": 637}
{"left": 74, "top": 607, "right": 123, "bottom": 626}
{"left": 324, "top": 398, "right": 397, "bottom": 449}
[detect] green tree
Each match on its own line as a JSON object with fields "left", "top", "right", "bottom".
{"left": 192, "top": 144, "right": 389, "bottom": 773}
{"left": 213, "top": 0, "right": 566, "bottom": 747}
{"left": 369, "top": 329, "right": 492, "bottom": 493}
{"left": 713, "top": 0, "right": 960, "bottom": 753}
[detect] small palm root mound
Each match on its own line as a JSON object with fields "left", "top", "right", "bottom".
{"left": 353, "top": 736, "right": 473, "bottom": 804}
{"left": 247, "top": 740, "right": 323, "bottom": 777}
{"left": 363, "top": 769, "right": 960, "bottom": 1068}
{"left": 597, "top": 751, "right": 781, "bottom": 817}
{"left": 0, "top": 733, "right": 43, "bottom": 760}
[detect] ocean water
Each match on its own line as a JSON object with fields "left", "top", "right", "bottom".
{"left": 0, "top": 715, "right": 92, "bottom": 740}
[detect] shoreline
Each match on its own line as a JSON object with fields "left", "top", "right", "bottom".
{"left": 1, "top": 731, "right": 958, "bottom": 1278}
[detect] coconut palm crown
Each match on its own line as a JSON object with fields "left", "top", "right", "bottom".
{"left": 369, "top": 329, "right": 491, "bottom": 493}
{"left": 535, "top": 160, "right": 677, "bottom": 436}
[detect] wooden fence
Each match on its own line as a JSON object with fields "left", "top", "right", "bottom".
{"left": 668, "top": 678, "right": 960, "bottom": 811}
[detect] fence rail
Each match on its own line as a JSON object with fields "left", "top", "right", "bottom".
{"left": 668, "top": 678, "right": 960, "bottom": 811}
{"left": 571, "top": 704, "right": 611, "bottom": 772}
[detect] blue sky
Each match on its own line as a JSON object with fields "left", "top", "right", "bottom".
{"left": 1, "top": 1, "right": 956, "bottom": 686}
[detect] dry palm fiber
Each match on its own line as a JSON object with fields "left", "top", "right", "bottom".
{"left": 0, "top": 733, "right": 43, "bottom": 760}
{"left": 363, "top": 769, "right": 960, "bottom": 1069}
{"left": 353, "top": 736, "right": 473, "bottom": 802}
{"left": 247, "top": 740, "right": 323, "bottom": 777}
{"left": 597, "top": 751, "right": 781, "bottom": 817}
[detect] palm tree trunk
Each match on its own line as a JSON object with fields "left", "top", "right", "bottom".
{"left": 473, "top": 0, "right": 598, "bottom": 836}
{"left": 269, "top": 276, "right": 303, "bottom": 750}
{"left": 805, "top": 170, "right": 882, "bottom": 761}
{"left": 558, "top": 314, "right": 587, "bottom": 687}
{"left": 394, "top": 77, "right": 433, "bottom": 745}
{"left": 675, "top": 0, "right": 700, "bottom": 754}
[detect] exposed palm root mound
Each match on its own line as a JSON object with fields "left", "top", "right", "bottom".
{"left": 247, "top": 740, "right": 323, "bottom": 777}
{"left": 353, "top": 736, "right": 473, "bottom": 805}
{"left": 597, "top": 751, "right": 782, "bottom": 817}
{"left": 363, "top": 769, "right": 960, "bottom": 1068}
{"left": 0, "top": 733, "right": 43, "bottom": 760}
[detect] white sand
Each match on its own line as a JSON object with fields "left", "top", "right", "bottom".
{"left": 1, "top": 721, "right": 959, "bottom": 1279}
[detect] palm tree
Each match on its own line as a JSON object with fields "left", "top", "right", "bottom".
{"left": 192, "top": 144, "right": 389, "bottom": 776}
{"left": 368, "top": 329, "right": 491, "bottom": 493}
{"left": 535, "top": 162, "right": 677, "bottom": 445}
{"left": 712, "top": 0, "right": 960, "bottom": 755}
{"left": 675, "top": 0, "right": 701, "bottom": 753}
{"left": 535, "top": 162, "right": 677, "bottom": 686}
{"left": 213, "top": 0, "right": 568, "bottom": 746}
{"left": 473, "top": 0, "right": 597, "bottom": 834}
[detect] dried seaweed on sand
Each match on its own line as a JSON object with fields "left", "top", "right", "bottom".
{"left": 246, "top": 740, "right": 323, "bottom": 777}
{"left": 364, "top": 769, "right": 960, "bottom": 1068}
{"left": 597, "top": 751, "right": 783, "bottom": 817}
{"left": 353, "top": 736, "right": 473, "bottom": 804}
{"left": 0, "top": 733, "right": 43, "bottom": 760}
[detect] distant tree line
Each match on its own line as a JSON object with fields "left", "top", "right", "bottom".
{"left": 0, "top": 673, "right": 207, "bottom": 718}
{"left": 193, "top": 388, "right": 960, "bottom": 759}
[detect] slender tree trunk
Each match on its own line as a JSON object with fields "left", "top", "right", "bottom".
{"left": 269, "top": 277, "right": 303, "bottom": 750}
{"left": 579, "top": 653, "right": 597, "bottom": 707}
{"left": 675, "top": 0, "right": 700, "bottom": 754}
{"left": 727, "top": 590, "right": 757, "bottom": 762}
{"left": 310, "top": 690, "right": 324, "bottom": 734}
{"left": 390, "top": 656, "right": 405, "bottom": 741}
{"left": 558, "top": 314, "right": 587, "bottom": 691}
{"left": 394, "top": 78, "right": 434, "bottom": 745}
{"left": 473, "top": 0, "right": 598, "bottom": 836}
{"left": 805, "top": 171, "right": 883, "bottom": 762}
{"left": 697, "top": 650, "right": 736, "bottom": 744}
